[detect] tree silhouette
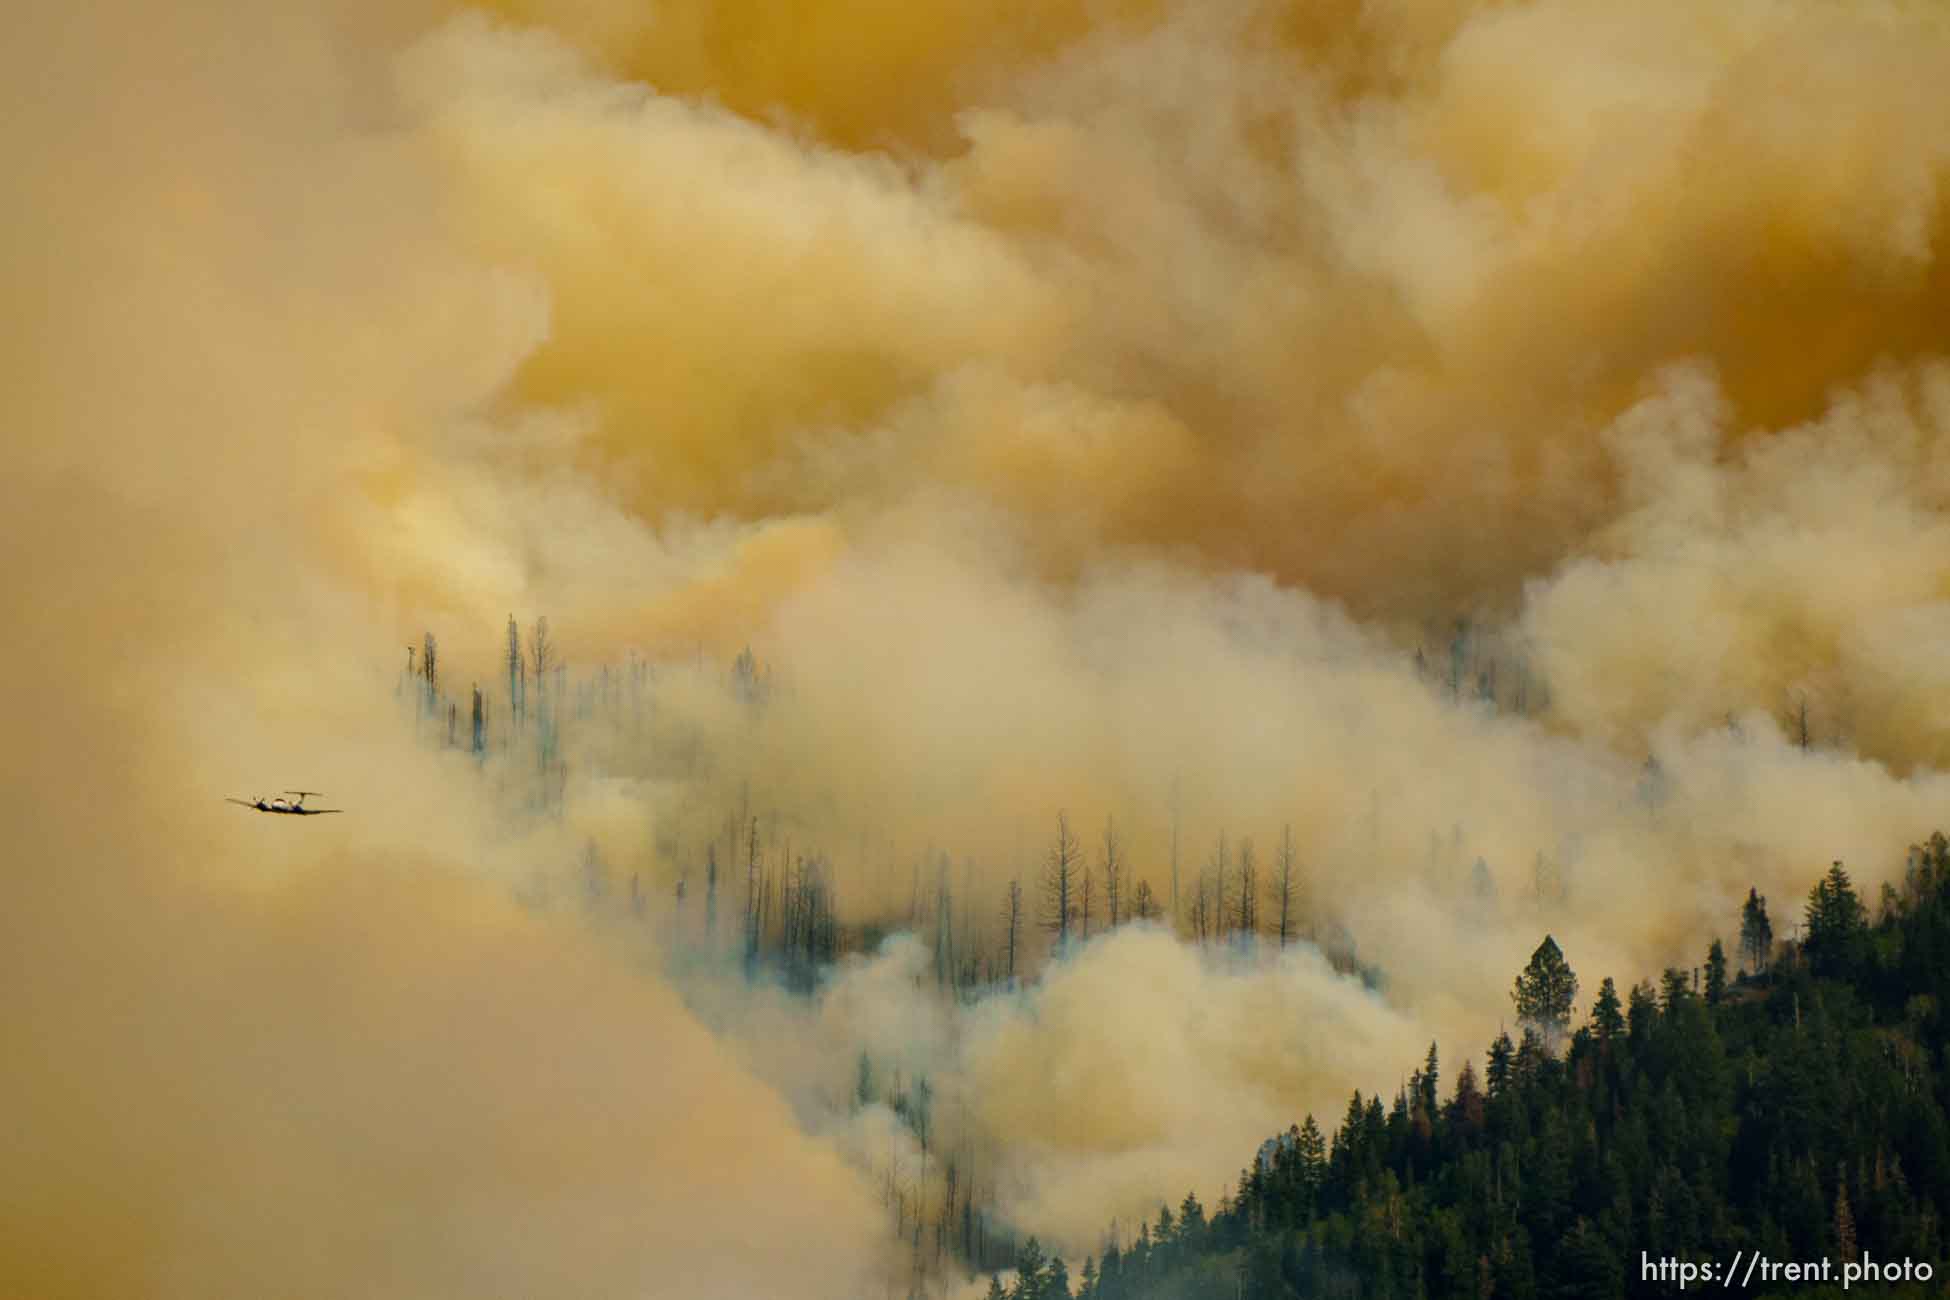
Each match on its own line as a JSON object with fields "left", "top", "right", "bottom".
{"left": 1512, "top": 935, "right": 1578, "bottom": 1052}
{"left": 1039, "top": 812, "right": 1082, "bottom": 948}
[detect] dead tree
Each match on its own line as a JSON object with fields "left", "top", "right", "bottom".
{"left": 506, "top": 614, "right": 522, "bottom": 730}
{"left": 1235, "top": 836, "right": 1258, "bottom": 946}
{"left": 1001, "top": 878, "right": 1023, "bottom": 987}
{"left": 421, "top": 632, "right": 438, "bottom": 714}
{"left": 1210, "top": 832, "right": 1230, "bottom": 945}
{"left": 1103, "top": 815, "right": 1124, "bottom": 929}
{"left": 705, "top": 843, "right": 719, "bottom": 937}
{"left": 745, "top": 817, "right": 762, "bottom": 964}
{"left": 1271, "top": 823, "right": 1300, "bottom": 948}
{"left": 1040, "top": 811, "right": 1082, "bottom": 950}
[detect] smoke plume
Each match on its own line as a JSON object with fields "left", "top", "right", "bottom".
{"left": 6, "top": 0, "right": 1950, "bottom": 1291}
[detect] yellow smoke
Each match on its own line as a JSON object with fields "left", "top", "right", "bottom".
{"left": 7, "top": 0, "right": 1950, "bottom": 1287}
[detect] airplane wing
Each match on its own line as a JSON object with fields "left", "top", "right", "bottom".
{"left": 297, "top": 808, "right": 343, "bottom": 815}
{"left": 225, "top": 798, "right": 256, "bottom": 808}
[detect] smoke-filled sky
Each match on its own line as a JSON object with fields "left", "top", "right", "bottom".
{"left": 6, "top": 0, "right": 1950, "bottom": 1293}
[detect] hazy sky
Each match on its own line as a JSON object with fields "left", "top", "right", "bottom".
{"left": 6, "top": 0, "right": 1950, "bottom": 1293}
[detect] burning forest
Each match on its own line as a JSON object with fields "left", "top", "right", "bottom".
{"left": 7, "top": 0, "right": 1950, "bottom": 1296}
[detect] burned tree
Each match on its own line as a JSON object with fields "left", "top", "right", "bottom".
{"left": 1001, "top": 878, "right": 1023, "bottom": 987}
{"left": 506, "top": 614, "right": 523, "bottom": 730}
{"left": 1234, "top": 836, "right": 1258, "bottom": 946}
{"left": 1270, "top": 823, "right": 1300, "bottom": 948}
{"left": 1040, "top": 812, "right": 1082, "bottom": 949}
{"left": 705, "top": 843, "right": 719, "bottom": 937}
{"left": 1102, "top": 815, "right": 1124, "bottom": 929}
{"left": 421, "top": 632, "right": 438, "bottom": 713}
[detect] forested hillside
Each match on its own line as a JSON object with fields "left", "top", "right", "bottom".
{"left": 983, "top": 838, "right": 1950, "bottom": 1299}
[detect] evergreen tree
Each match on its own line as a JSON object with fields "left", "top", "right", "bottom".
{"left": 1449, "top": 1057, "right": 1485, "bottom": 1131}
{"left": 1659, "top": 966, "right": 1692, "bottom": 1013}
{"left": 1177, "top": 1190, "right": 1205, "bottom": 1239}
{"left": 1512, "top": 935, "right": 1579, "bottom": 1052}
{"left": 1297, "top": 1113, "right": 1328, "bottom": 1204}
{"left": 1486, "top": 1031, "right": 1515, "bottom": 1097}
{"left": 1590, "top": 975, "right": 1624, "bottom": 1043}
{"left": 1704, "top": 939, "right": 1728, "bottom": 1005}
{"left": 1741, "top": 887, "right": 1774, "bottom": 973}
{"left": 1627, "top": 980, "right": 1658, "bottom": 1042}
{"left": 1805, "top": 860, "right": 1867, "bottom": 977}
{"left": 1013, "top": 1237, "right": 1048, "bottom": 1300}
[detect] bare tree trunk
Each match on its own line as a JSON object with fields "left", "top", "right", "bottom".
{"left": 1170, "top": 776, "right": 1181, "bottom": 929}
{"left": 1040, "top": 811, "right": 1081, "bottom": 950}
{"left": 1103, "top": 815, "right": 1123, "bottom": 929}
{"left": 1274, "top": 823, "right": 1298, "bottom": 948}
{"left": 1002, "top": 879, "right": 1022, "bottom": 987}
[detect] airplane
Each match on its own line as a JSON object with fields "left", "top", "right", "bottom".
{"left": 226, "top": 790, "right": 342, "bottom": 815}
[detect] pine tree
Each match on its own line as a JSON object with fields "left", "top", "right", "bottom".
{"left": 1659, "top": 966, "right": 1691, "bottom": 1013}
{"left": 1627, "top": 980, "right": 1658, "bottom": 1042}
{"left": 1486, "top": 1031, "right": 1515, "bottom": 1097}
{"left": 1741, "top": 887, "right": 1774, "bottom": 974}
{"left": 1177, "top": 1190, "right": 1205, "bottom": 1238}
{"left": 1512, "top": 935, "right": 1579, "bottom": 1053}
{"left": 1704, "top": 939, "right": 1728, "bottom": 1005}
{"left": 1297, "top": 1114, "right": 1327, "bottom": 1203}
{"left": 1013, "top": 1237, "right": 1048, "bottom": 1300}
{"left": 1590, "top": 976, "right": 1624, "bottom": 1043}
{"left": 1419, "top": 1042, "right": 1440, "bottom": 1117}
{"left": 1449, "top": 1058, "right": 1485, "bottom": 1131}
{"left": 1805, "top": 861, "right": 1867, "bottom": 977}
